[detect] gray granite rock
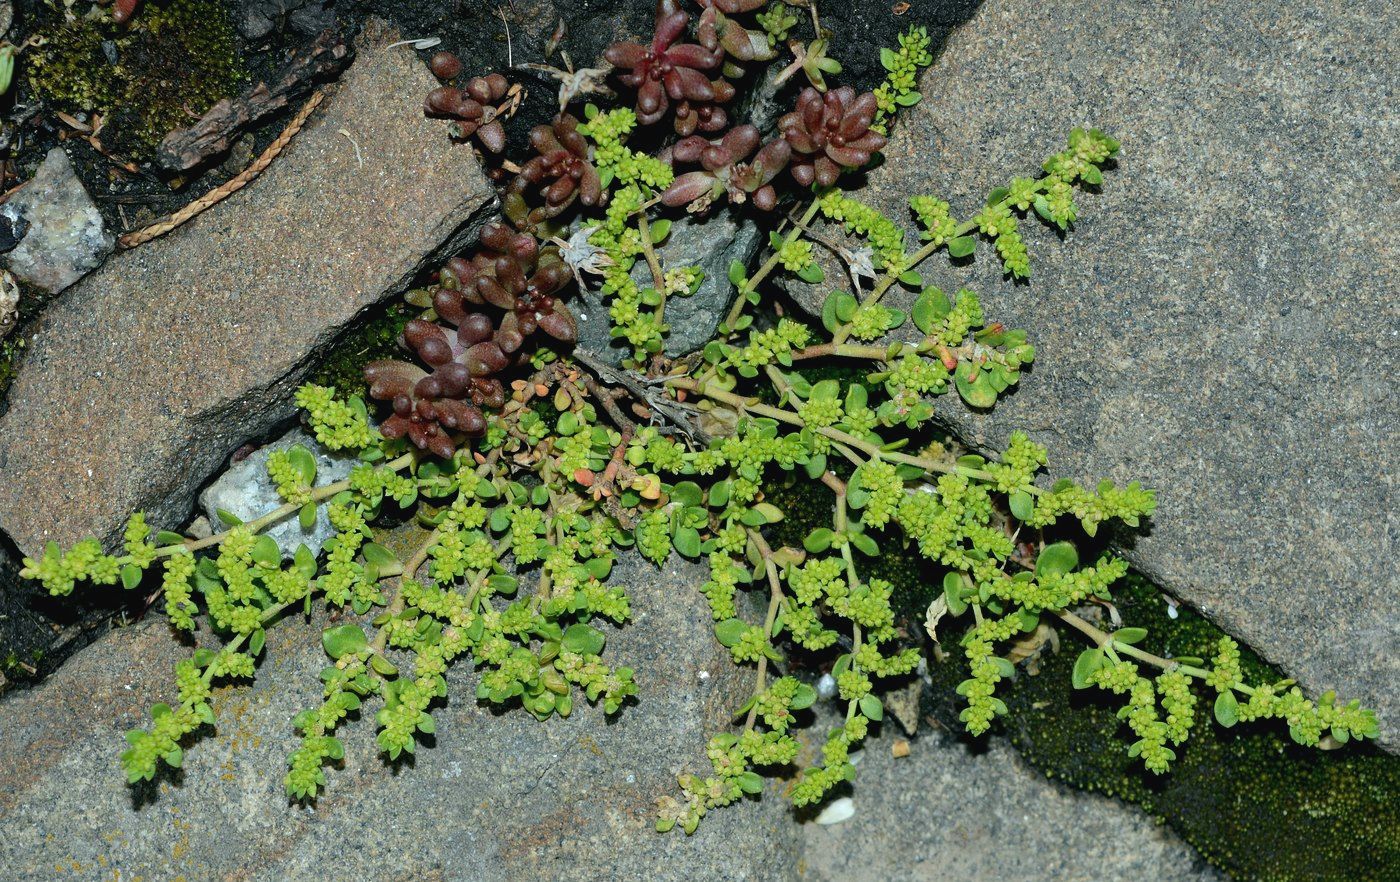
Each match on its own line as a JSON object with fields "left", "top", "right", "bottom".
{"left": 801, "top": 724, "right": 1221, "bottom": 882}
{"left": 1, "top": 148, "right": 113, "bottom": 294}
{"left": 0, "top": 552, "right": 799, "bottom": 881}
{"left": 199, "top": 427, "right": 360, "bottom": 558}
{"left": 0, "top": 528, "right": 1212, "bottom": 881}
{"left": 574, "top": 206, "right": 765, "bottom": 363}
{"left": 784, "top": 0, "right": 1399, "bottom": 743}
{"left": 0, "top": 20, "right": 496, "bottom": 559}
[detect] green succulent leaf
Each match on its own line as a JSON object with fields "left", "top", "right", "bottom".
{"left": 322, "top": 625, "right": 367, "bottom": 660}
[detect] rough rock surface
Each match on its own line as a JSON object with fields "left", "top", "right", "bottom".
{"left": 199, "top": 427, "right": 360, "bottom": 558}
{"left": 0, "top": 543, "right": 1222, "bottom": 881}
{"left": 801, "top": 725, "right": 1220, "bottom": 882}
{"left": 574, "top": 207, "right": 765, "bottom": 362}
{"left": 1, "top": 147, "right": 113, "bottom": 294}
{"left": 0, "top": 553, "right": 800, "bottom": 881}
{"left": 785, "top": 0, "right": 1399, "bottom": 742}
{"left": 0, "top": 270, "right": 16, "bottom": 338}
{"left": 0, "top": 20, "right": 496, "bottom": 558}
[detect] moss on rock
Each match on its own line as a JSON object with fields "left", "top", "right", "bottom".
{"left": 918, "top": 572, "right": 1400, "bottom": 881}
{"left": 307, "top": 300, "right": 413, "bottom": 400}
{"left": 763, "top": 457, "right": 1398, "bottom": 881}
{"left": 27, "top": 0, "right": 244, "bottom": 158}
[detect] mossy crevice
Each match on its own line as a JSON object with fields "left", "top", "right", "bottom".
{"left": 306, "top": 299, "right": 413, "bottom": 401}
{"left": 762, "top": 463, "right": 1399, "bottom": 882}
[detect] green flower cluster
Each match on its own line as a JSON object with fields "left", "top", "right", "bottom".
{"left": 294, "top": 385, "right": 379, "bottom": 452}
{"left": 591, "top": 188, "right": 666, "bottom": 359}
{"left": 958, "top": 614, "right": 1021, "bottom": 735}
{"left": 162, "top": 552, "right": 198, "bottom": 631}
{"left": 556, "top": 650, "right": 638, "bottom": 714}
{"left": 895, "top": 471, "right": 1002, "bottom": 570}
{"left": 1045, "top": 127, "right": 1121, "bottom": 185}
{"left": 636, "top": 509, "right": 673, "bottom": 564}
{"left": 21, "top": 537, "right": 119, "bottom": 595}
{"left": 846, "top": 304, "right": 901, "bottom": 342}
{"left": 120, "top": 702, "right": 204, "bottom": 784}
{"left": 721, "top": 318, "right": 813, "bottom": 376}
{"left": 791, "top": 714, "right": 869, "bottom": 806}
{"left": 20, "top": 509, "right": 162, "bottom": 595}
{"left": 321, "top": 503, "right": 373, "bottom": 608}
{"left": 777, "top": 237, "right": 816, "bottom": 273}
{"left": 910, "top": 195, "right": 957, "bottom": 246}
{"left": 854, "top": 458, "right": 902, "bottom": 530}
{"left": 349, "top": 462, "right": 417, "bottom": 509}
{"left": 985, "top": 431, "right": 1048, "bottom": 493}
{"left": 267, "top": 446, "right": 314, "bottom": 506}
{"left": 578, "top": 104, "right": 675, "bottom": 191}
{"left": 1206, "top": 636, "right": 1242, "bottom": 691}
{"left": 818, "top": 190, "right": 907, "bottom": 273}
{"left": 1157, "top": 669, "right": 1197, "bottom": 745}
{"left": 872, "top": 26, "right": 934, "bottom": 133}
{"left": 702, "top": 552, "right": 746, "bottom": 621}
{"left": 1027, "top": 476, "right": 1157, "bottom": 537}
{"left": 1088, "top": 660, "right": 1176, "bottom": 773}
{"left": 124, "top": 513, "right": 159, "bottom": 570}
{"left": 657, "top": 676, "right": 811, "bottom": 834}
{"left": 1235, "top": 684, "right": 1379, "bottom": 747}
{"left": 664, "top": 265, "right": 704, "bottom": 298}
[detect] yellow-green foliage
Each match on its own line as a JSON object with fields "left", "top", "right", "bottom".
{"left": 767, "top": 468, "right": 1398, "bottom": 881}
{"left": 27, "top": 0, "right": 244, "bottom": 156}
{"left": 927, "top": 573, "right": 1400, "bottom": 882}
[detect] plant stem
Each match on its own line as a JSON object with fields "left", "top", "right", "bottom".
{"left": 466, "top": 533, "right": 515, "bottom": 608}
{"left": 667, "top": 376, "right": 1034, "bottom": 492}
{"left": 369, "top": 525, "right": 442, "bottom": 654}
{"left": 637, "top": 213, "right": 667, "bottom": 302}
{"left": 371, "top": 450, "right": 499, "bottom": 654}
{"left": 153, "top": 451, "right": 418, "bottom": 560}
{"left": 743, "top": 529, "right": 787, "bottom": 732}
{"left": 199, "top": 599, "right": 296, "bottom": 686}
{"left": 789, "top": 342, "right": 891, "bottom": 362}
{"left": 722, "top": 197, "right": 823, "bottom": 331}
{"left": 828, "top": 174, "right": 1061, "bottom": 345}
{"left": 1055, "top": 608, "right": 1256, "bottom": 696}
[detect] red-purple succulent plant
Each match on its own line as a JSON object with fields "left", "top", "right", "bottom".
{"left": 695, "top": 0, "right": 774, "bottom": 63}
{"left": 778, "top": 86, "right": 885, "bottom": 188}
{"left": 673, "top": 77, "right": 736, "bottom": 136}
{"left": 503, "top": 114, "right": 602, "bottom": 229}
{"left": 424, "top": 73, "right": 510, "bottom": 153}
{"left": 605, "top": 0, "right": 722, "bottom": 128}
{"left": 661, "top": 124, "right": 790, "bottom": 212}
{"left": 364, "top": 224, "right": 577, "bottom": 458}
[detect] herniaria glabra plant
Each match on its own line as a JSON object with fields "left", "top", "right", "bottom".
{"left": 23, "top": 0, "right": 1378, "bottom": 835}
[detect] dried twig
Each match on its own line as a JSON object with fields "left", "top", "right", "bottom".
{"left": 571, "top": 350, "right": 709, "bottom": 443}
{"left": 156, "top": 30, "right": 349, "bottom": 173}
{"left": 120, "top": 92, "right": 324, "bottom": 249}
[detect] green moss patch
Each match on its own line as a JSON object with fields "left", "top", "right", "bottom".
{"left": 27, "top": 0, "right": 244, "bottom": 158}
{"left": 307, "top": 301, "right": 413, "bottom": 401}
{"left": 914, "top": 572, "right": 1400, "bottom": 881}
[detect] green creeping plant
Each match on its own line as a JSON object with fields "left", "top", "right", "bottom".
{"left": 23, "top": 14, "right": 1377, "bottom": 839}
